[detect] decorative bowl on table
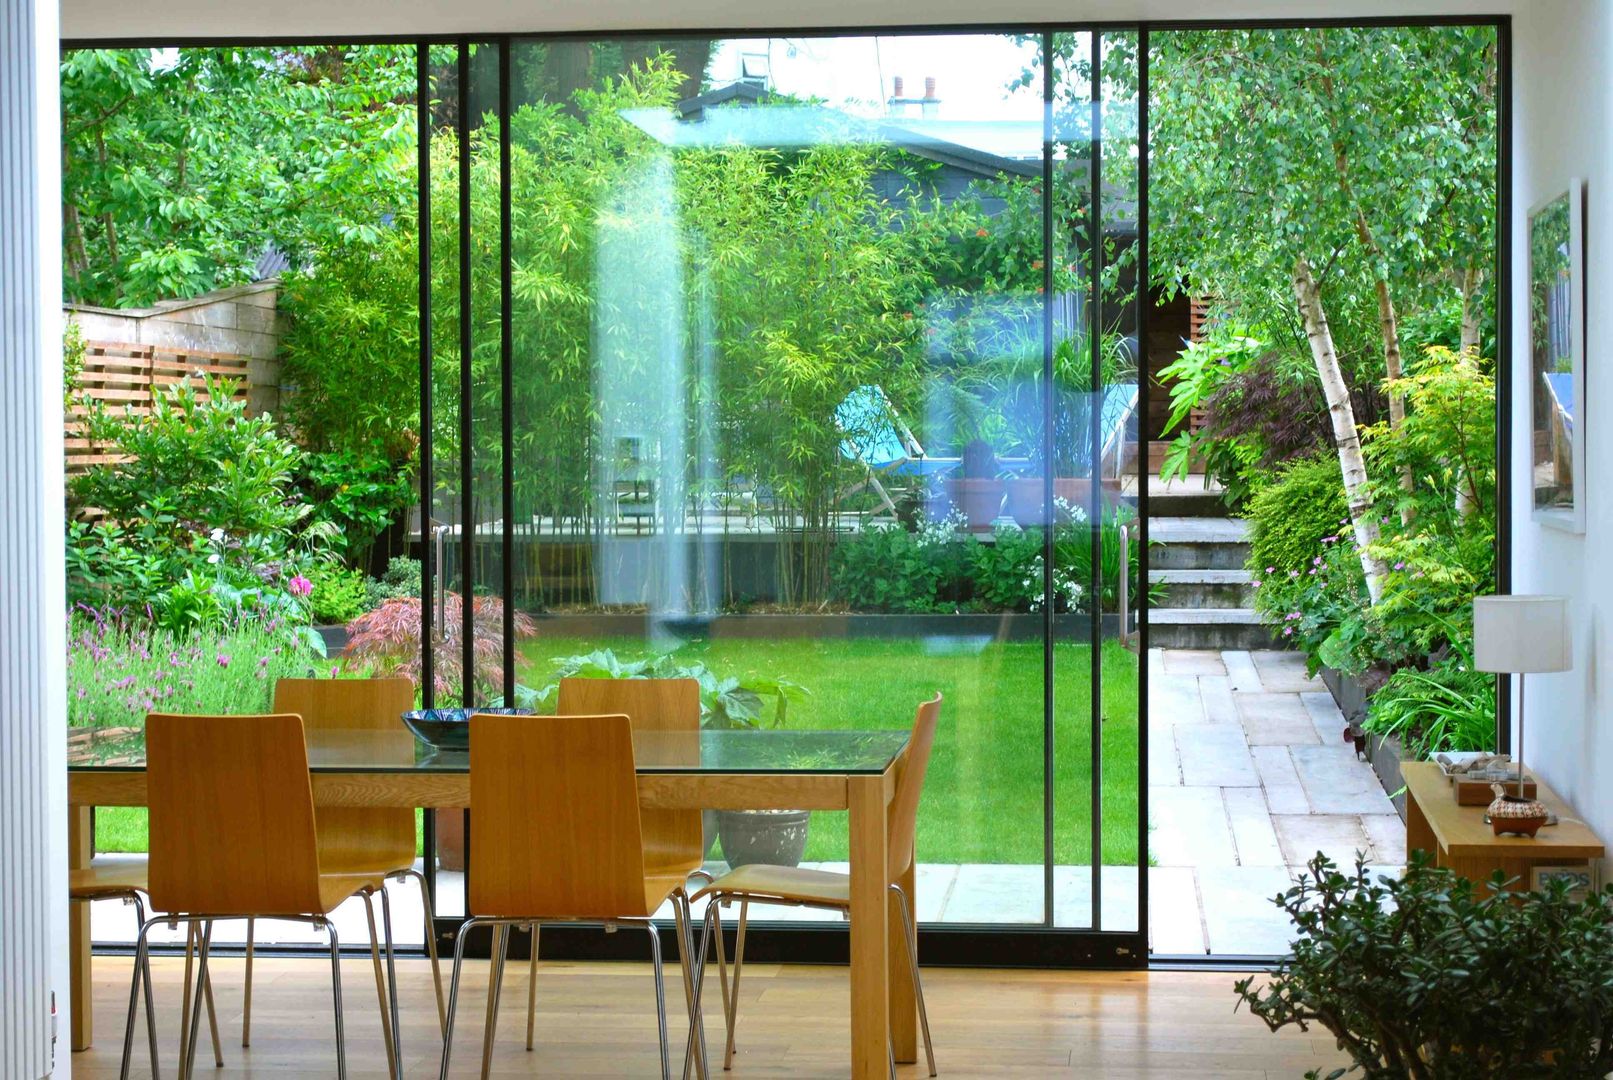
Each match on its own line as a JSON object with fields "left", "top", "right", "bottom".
{"left": 400, "top": 707, "right": 532, "bottom": 751}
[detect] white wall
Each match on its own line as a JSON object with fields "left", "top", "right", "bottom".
{"left": 61, "top": 0, "right": 1512, "bottom": 41}
{"left": 1511, "top": 0, "right": 1613, "bottom": 866}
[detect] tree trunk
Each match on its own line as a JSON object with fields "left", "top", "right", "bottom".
{"left": 1459, "top": 265, "right": 1483, "bottom": 355}
{"left": 1292, "top": 256, "right": 1387, "bottom": 604}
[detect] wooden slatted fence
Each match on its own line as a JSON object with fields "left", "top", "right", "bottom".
{"left": 66, "top": 340, "right": 253, "bottom": 481}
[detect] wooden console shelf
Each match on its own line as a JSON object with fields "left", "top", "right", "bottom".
{"left": 1403, "top": 760, "right": 1604, "bottom": 890}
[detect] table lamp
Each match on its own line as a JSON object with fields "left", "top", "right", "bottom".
{"left": 1473, "top": 594, "right": 1570, "bottom": 836}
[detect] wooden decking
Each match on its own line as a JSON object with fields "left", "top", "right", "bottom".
{"left": 72, "top": 954, "right": 1344, "bottom": 1077}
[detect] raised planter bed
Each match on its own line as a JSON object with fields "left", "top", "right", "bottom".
{"left": 1323, "top": 666, "right": 1408, "bottom": 821}
{"left": 521, "top": 611, "right": 1128, "bottom": 643}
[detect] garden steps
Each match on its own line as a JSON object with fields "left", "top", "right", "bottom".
{"left": 1149, "top": 567, "right": 1256, "bottom": 609}
{"left": 1148, "top": 517, "right": 1278, "bottom": 648}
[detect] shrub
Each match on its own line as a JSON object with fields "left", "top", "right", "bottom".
{"left": 1246, "top": 452, "right": 1351, "bottom": 576}
{"left": 307, "top": 563, "right": 372, "bottom": 625}
{"left": 342, "top": 593, "right": 536, "bottom": 703}
{"left": 68, "top": 609, "right": 325, "bottom": 730}
{"left": 1237, "top": 853, "right": 1613, "bottom": 1079}
{"left": 297, "top": 448, "right": 415, "bottom": 570}
{"left": 67, "top": 378, "right": 331, "bottom": 629}
{"left": 829, "top": 516, "right": 970, "bottom": 614}
{"left": 1363, "top": 656, "right": 1495, "bottom": 758}
{"left": 365, "top": 557, "right": 423, "bottom": 608}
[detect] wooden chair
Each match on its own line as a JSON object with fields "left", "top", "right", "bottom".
{"left": 71, "top": 858, "right": 223, "bottom": 1076}
{"left": 124, "top": 713, "right": 401, "bottom": 1080}
{"left": 439, "top": 712, "right": 710, "bottom": 1080}
{"left": 691, "top": 694, "right": 942, "bottom": 1075}
{"left": 259, "top": 677, "right": 445, "bottom": 1064}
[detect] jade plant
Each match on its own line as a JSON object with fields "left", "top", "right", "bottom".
{"left": 1235, "top": 853, "right": 1613, "bottom": 1079}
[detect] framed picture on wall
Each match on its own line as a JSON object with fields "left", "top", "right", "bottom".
{"left": 1528, "top": 180, "right": 1587, "bottom": 532}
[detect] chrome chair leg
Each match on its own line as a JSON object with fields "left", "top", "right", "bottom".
{"left": 380, "top": 885, "right": 404, "bottom": 1073}
{"left": 480, "top": 923, "right": 511, "bottom": 1079}
{"left": 201, "top": 920, "right": 224, "bottom": 1068}
{"left": 890, "top": 883, "right": 937, "bottom": 1076}
{"left": 673, "top": 892, "right": 710, "bottom": 1080}
{"left": 440, "top": 916, "right": 493, "bottom": 1080}
{"left": 120, "top": 916, "right": 160, "bottom": 1080}
{"left": 129, "top": 895, "right": 160, "bottom": 1076}
{"left": 645, "top": 921, "right": 671, "bottom": 1080}
{"left": 179, "top": 921, "right": 196, "bottom": 1079}
{"left": 242, "top": 916, "right": 254, "bottom": 1047}
{"left": 362, "top": 890, "right": 400, "bottom": 1080}
{"left": 323, "top": 919, "right": 347, "bottom": 1080}
{"left": 183, "top": 920, "right": 214, "bottom": 1079}
{"left": 398, "top": 867, "right": 447, "bottom": 1035}
{"left": 723, "top": 899, "right": 749, "bottom": 1070}
{"left": 708, "top": 899, "right": 732, "bottom": 1044}
{"left": 524, "top": 923, "right": 539, "bottom": 1052}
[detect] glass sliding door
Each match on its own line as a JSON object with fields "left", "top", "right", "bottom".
{"left": 423, "top": 26, "right": 1148, "bottom": 959}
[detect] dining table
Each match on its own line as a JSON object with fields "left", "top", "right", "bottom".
{"left": 68, "top": 724, "right": 919, "bottom": 1078}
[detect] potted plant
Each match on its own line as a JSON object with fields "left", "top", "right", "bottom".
{"left": 937, "top": 440, "right": 1008, "bottom": 532}
{"left": 528, "top": 650, "right": 809, "bottom": 864}
{"left": 1236, "top": 852, "right": 1613, "bottom": 1077}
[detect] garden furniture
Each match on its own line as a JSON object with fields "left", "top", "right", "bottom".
{"left": 70, "top": 719, "right": 914, "bottom": 1080}
{"left": 127, "top": 712, "right": 402, "bottom": 1080}
{"left": 440, "top": 712, "right": 710, "bottom": 1080}
{"left": 692, "top": 693, "right": 942, "bottom": 1076}
{"left": 835, "top": 385, "right": 960, "bottom": 517}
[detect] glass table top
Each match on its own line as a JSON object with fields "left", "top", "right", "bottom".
{"left": 67, "top": 725, "right": 911, "bottom": 776}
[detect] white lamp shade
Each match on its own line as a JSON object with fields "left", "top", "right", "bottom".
{"left": 1473, "top": 595, "right": 1571, "bottom": 673}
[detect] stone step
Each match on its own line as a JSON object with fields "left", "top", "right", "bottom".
{"left": 1147, "top": 489, "right": 1228, "bottom": 518}
{"left": 1149, "top": 568, "right": 1256, "bottom": 609}
{"left": 1149, "top": 517, "right": 1250, "bottom": 570}
{"left": 1148, "top": 607, "right": 1279, "bottom": 650}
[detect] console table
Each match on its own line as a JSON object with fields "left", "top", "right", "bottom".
{"left": 1403, "top": 761, "right": 1604, "bottom": 889}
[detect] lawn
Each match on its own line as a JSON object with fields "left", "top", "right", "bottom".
{"left": 95, "top": 635, "right": 1141, "bottom": 867}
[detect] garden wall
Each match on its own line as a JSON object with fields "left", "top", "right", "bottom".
{"left": 65, "top": 280, "right": 285, "bottom": 417}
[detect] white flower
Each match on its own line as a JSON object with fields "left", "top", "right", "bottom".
{"left": 207, "top": 553, "right": 221, "bottom": 564}
{"left": 209, "top": 527, "right": 225, "bottom": 543}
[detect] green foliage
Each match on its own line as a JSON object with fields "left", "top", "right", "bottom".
{"left": 307, "top": 563, "right": 372, "bottom": 625}
{"left": 1364, "top": 658, "right": 1495, "bottom": 758}
{"left": 1235, "top": 853, "right": 1613, "bottom": 1079}
{"left": 1156, "top": 323, "right": 1268, "bottom": 493}
{"left": 67, "top": 378, "right": 332, "bottom": 634}
{"left": 61, "top": 46, "right": 417, "bottom": 307}
{"left": 365, "top": 557, "right": 423, "bottom": 609}
{"left": 1254, "top": 531, "right": 1391, "bottom": 677}
{"left": 1247, "top": 453, "right": 1351, "bottom": 577}
{"left": 297, "top": 448, "right": 415, "bottom": 568}
{"left": 63, "top": 318, "right": 86, "bottom": 408}
{"left": 829, "top": 516, "right": 973, "bottom": 614}
{"left": 68, "top": 610, "right": 325, "bottom": 729}
{"left": 520, "top": 648, "right": 807, "bottom": 730}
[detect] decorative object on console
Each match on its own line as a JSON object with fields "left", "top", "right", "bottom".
{"left": 1473, "top": 595, "right": 1570, "bottom": 837}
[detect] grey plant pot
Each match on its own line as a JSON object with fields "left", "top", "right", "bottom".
{"left": 716, "top": 809, "right": 812, "bottom": 869}
{"left": 702, "top": 808, "right": 719, "bottom": 862}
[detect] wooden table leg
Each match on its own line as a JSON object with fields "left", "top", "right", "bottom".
{"left": 70, "top": 806, "right": 93, "bottom": 1051}
{"left": 848, "top": 775, "right": 889, "bottom": 1080}
{"left": 889, "top": 859, "right": 917, "bottom": 1065}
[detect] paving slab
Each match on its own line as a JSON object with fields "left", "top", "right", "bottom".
{"left": 1221, "top": 650, "right": 1264, "bottom": 693}
{"left": 1301, "top": 691, "right": 1348, "bottom": 742}
{"left": 1174, "top": 724, "right": 1258, "bottom": 787}
{"left": 942, "top": 863, "right": 1046, "bottom": 923}
{"left": 1290, "top": 744, "right": 1397, "bottom": 815}
{"left": 1250, "top": 745, "right": 1311, "bottom": 814}
{"left": 1222, "top": 787, "right": 1286, "bottom": 866}
{"left": 1149, "top": 673, "right": 1206, "bottom": 726}
{"left": 1051, "top": 866, "right": 1141, "bottom": 933}
{"left": 1162, "top": 649, "right": 1228, "bottom": 676}
{"left": 1236, "top": 693, "right": 1322, "bottom": 745}
{"left": 1250, "top": 650, "right": 1322, "bottom": 692}
{"left": 1272, "top": 814, "right": 1371, "bottom": 870}
{"left": 1361, "top": 814, "right": 1408, "bottom": 865}
{"left": 1197, "top": 865, "right": 1297, "bottom": 955}
{"left": 1149, "top": 786, "right": 1237, "bottom": 866}
{"left": 1196, "top": 675, "right": 1238, "bottom": 724}
{"left": 1147, "top": 866, "right": 1207, "bottom": 955}
{"left": 1149, "top": 720, "right": 1183, "bottom": 784}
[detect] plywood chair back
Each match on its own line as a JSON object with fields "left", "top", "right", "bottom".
{"left": 557, "top": 677, "right": 703, "bottom": 874}
{"left": 469, "top": 712, "right": 652, "bottom": 919}
{"left": 887, "top": 693, "right": 943, "bottom": 881}
{"left": 273, "top": 677, "right": 417, "bottom": 871}
{"left": 146, "top": 712, "right": 325, "bottom": 916}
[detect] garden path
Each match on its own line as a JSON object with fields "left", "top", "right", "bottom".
{"left": 87, "top": 648, "right": 1401, "bottom": 958}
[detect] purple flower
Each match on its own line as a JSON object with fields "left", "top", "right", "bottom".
{"left": 111, "top": 675, "right": 136, "bottom": 690}
{"left": 216, "top": 653, "right": 232, "bottom": 668}
{"left": 1313, "top": 557, "right": 1323, "bottom": 566}
{"left": 287, "top": 574, "right": 313, "bottom": 598}
{"left": 1394, "top": 561, "right": 1406, "bottom": 571}
{"left": 1266, "top": 566, "right": 1276, "bottom": 574}
{"left": 1283, "top": 626, "right": 1294, "bottom": 637}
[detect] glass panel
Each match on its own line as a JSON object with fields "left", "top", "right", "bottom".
{"left": 507, "top": 33, "right": 1051, "bottom": 924}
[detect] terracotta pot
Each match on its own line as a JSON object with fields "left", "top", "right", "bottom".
{"left": 435, "top": 809, "right": 466, "bottom": 872}
{"left": 1488, "top": 789, "right": 1549, "bottom": 838}
{"left": 1002, "top": 478, "right": 1123, "bottom": 526}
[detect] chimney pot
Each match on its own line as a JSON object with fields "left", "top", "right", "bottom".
{"left": 924, "top": 76, "right": 937, "bottom": 100}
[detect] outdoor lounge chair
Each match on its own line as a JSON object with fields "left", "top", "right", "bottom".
{"left": 835, "top": 385, "right": 960, "bottom": 517}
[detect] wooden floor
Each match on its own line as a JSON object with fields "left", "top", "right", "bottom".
{"left": 73, "top": 953, "right": 1345, "bottom": 1078}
